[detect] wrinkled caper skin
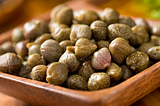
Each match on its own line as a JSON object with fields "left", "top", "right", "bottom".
{"left": 34, "top": 33, "right": 53, "bottom": 45}
{"left": 19, "top": 61, "right": 33, "bottom": 78}
{"left": 1, "top": 41, "right": 15, "bottom": 53}
{"left": 28, "top": 44, "right": 41, "bottom": 55}
{"left": 12, "top": 27, "right": 25, "bottom": 43}
{"left": 106, "top": 63, "right": 122, "bottom": 83}
{"left": 66, "top": 74, "right": 88, "bottom": 90}
{"left": 108, "top": 24, "right": 133, "bottom": 41}
{"left": 59, "top": 50, "right": 80, "bottom": 73}
{"left": 109, "top": 37, "right": 131, "bottom": 65}
{"left": 147, "top": 46, "right": 160, "bottom": 60}
{"left": 31, "top": 65, "right": 48, "bottom": 81}
{"left": 73, "top": 9, "right": 99, "bottom": 25}
{"left": 90, "top": 20, "right": 108, "bottom": 41}
{"left": 78, "top": 61, "right": 96, "bottom": 80}
{"left": 41, "top": 39, "right": 62, "bottom": 63}
{"left": 126, "top": 51, "right": 149, "bottom": 73}
{"left": 97, "top": 40, "right": 109, "bottom": 49}
{"left": 74, "top": 38, "right": 97, "bottom": 58}
{"left": 129, "top": 26, "right": 149, "bottom": 46}
{"left": 46, "top": 62, "right": 68, "bottom": 85}
{"left": 0, "top": 53, "right": 22, "bottom": 75}
{"left": 120, "top": 65, "right": 133, "bottom": 81}
{"left": 70, "top": 24, "right": 92, "bottom": 44}
{"left": 15, "top": 40, "right": 29, "bottom": 58}
{"left": 135, "top": 18, "right": 151, "bottom": 33}
{"left": 27, "top": 53, "right": 46, "bottom": 68}
{"left": 24, "top": 20, "right": 49, "bottom": 40}
{"left": 59, "top": 40, "right": 74, "bottom": 53}
{"left": 88, "top": 72, "right": 110, "bottom": 91}
{"left": 119, "top": 16, "right": 136, "bottom": 27}
{"left": 99, "top": 8, "right": 119, "bottom": 24}
{"left": 50, "top": 4, "right": 73, "bottom": 26}
{"left": 137, "top": 42, "right": 155, "bottom": 54}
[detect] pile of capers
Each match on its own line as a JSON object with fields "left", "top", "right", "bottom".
{"left": 1, "top": 4, "right": 160, "bottom": 91}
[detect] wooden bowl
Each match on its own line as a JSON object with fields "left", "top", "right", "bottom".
{"left": 1, "top": 1, "right": 160, "bottom": 106}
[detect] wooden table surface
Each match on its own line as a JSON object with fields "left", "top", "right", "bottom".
{"left": 0, "top": 0, "right": 160, "bottom": 106}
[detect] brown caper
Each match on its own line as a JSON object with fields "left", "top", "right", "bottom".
{"left": 34, "top": 33, "right": 53, "bottom": 45}
{"left": 119, "top": 16, "right": 136, "bottom": 27}
{"left": 40, "top": 39, "right": 62, "bottom": 63}
{"left": 46, "top": 62, "right": 68, "bottom": 85}
{"left": 28, "top": 44, "right": 41, "bottom": 55}
{"left": 50, "top": 4, "right": 73, "bottom": 26}
{"left": 66, "top": 74, "right": 88, "bottom": 90}
{"left": 73, "top": 9, "right": 99, "bottom": 25}
{"left": 19, "top": 61, "right": 33, "bottom": 78}
{"left": 12, "top": 27, "right": 25, "bottom": 43}
{"left": 0, "top": 53, "right": 22, "bottom": 75}
{"left": 120, "top": 65, "right": 133, "bottom": 81}
{"left": 109, "top": 37, "right": 131, "bottom": 65}
{"left": 78, "top": 61, "right": 96, "bottom": 80}
{"left": 126, "top": 51, "right": 149, "bottom": 73}
{"left": 137, "top": 42, "right": 155, "bottom": 54}
{"left": 130, "top": 46, "right": 136, "bottom": 54}
{"left": 135, "top": 18, "right": 151, "bottom": 33}
{"left": 108, "top": 23, "right": 133, "bottom": 41}
{"left": 59, "top": 50, "right": 80, "bottom": 73}
{"left": 90, "top": 20, "right": 108, "bottom": 41}
{"left": 97, "top": 40, "right": 109, "bottom": 49}
{"left": 31, "top": 65, "right": 48, "bottom": 81}
{"left": 88, "top": 72, "right": 110, "bottom": 91}
{"left": 150, "top": 35, "right": 160, "bottom": 46}
{"left": 1, "top": 41, "right": 15, "bottom": 53}
{"left": 70, "top": 24, "right": 92, "bottom": 44}
{"left": 59, "top": 40, "right": 74, "bottom": 53}
{"left": 152, "top": 24, "right": 160, "bottom": 36}
{"left": 73, "top": 38, "right": 97, "bottom": 58}
{"left": 106, "top": 63, "right": 122, "bottom": 83}
{"left": 15, "top": 40, "right": 29, "bottom": 58}
{"left": 147, "top": 46, "right": 160, "bottom": 60}
{"left": 129, "top": 26, "right": 149, "bottom": 46}
{"left": 99, "top": 7, "right": 119, "bottom": 25}
{"left": 24, "top": 20, "right": 49, "bottom": 40}
{"left": 27, "top": 53, "right": 46, "bottom": 68}
{"left": 0, "top": 46, "right": 5, "bottom": 55}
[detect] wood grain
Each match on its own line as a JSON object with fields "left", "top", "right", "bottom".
{"left": 1, "top": 0, "right": 160, "bottom": 106}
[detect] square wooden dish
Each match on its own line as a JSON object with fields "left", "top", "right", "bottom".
{"left": 1, "top": 1, "right": 160, "bottom": 106}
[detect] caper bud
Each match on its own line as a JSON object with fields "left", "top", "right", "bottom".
{"left": 70, "top": 24, "right": 92, "bottom": 44}
{"left": 150, "top": 35, "right": 160, "bottom": 46}
{"left": 27, "top": 53, "right": 46, "bottom": 68}
{"left": 73, "top": 9, "right": 99, "bottom": 25}
{"left": 147, "top": 46, "right": 160, "bottom": 60}
{"left": 108, "top": 23, "right": 133, "bottom": 41}
{"left": 31, "top": 65, "right": 48, "bottom": 81}
{"left": 152, "top": 24, "right": 160, "bottom": 36}
{"left": 19, "top": 61, "right": 33, "bottom": 78}
{"left": 109, "top": 37, "right": 131, "bottom": 65}
{"left": 126, "top": 51, "right": 149, "bottom": 73}
{"left": 12, "top": 27, "right": 25, "bottom": 43}
{"left": 78, "top": 61, "right": 96, "bottom": 80}
{"left": 120, "top": 65, "right": 133, "bottom": 81}
{"left": 34, "top": 33, "right": 53, "bottom": 45}
{"left": 119, "top": 16, "right": 135, "bottom": 27}
{"left": 0, "top": 53, "right": 22, "bottom": 75}
{"left": 28, "top": 44, "right": 41, "bottom": 55}
{"left": 59, "top": 40, "right": 74, "bottom": 53}
{"left": 106, "top": 63, "right": 122, "bottom": 83}
{"left": 1, "top": 41, "right": 15, "bottom": 53}
{"left": 99, "top": 7, "right": 119, "bottom": 24}
{"left": 88, "top": 72, "right": 110, "bottom": 91}
{"left": 41, "top": 39, "right": 62, "bottom": 63}
{"left": 137, "top": 42, "right": 155, "bottom": 54}
{"left": 59, "top": 50, "right": 80, "bottom": 73}
{"left": 46, "top": 62, "right": 68, "bottom": 85}
{"left": 129, "top": 26, "right": 149, "bottom": 46}
{"left": 66, "top": 74, "right": 88, "bottom": 90}
{"left": 90, "top": 20, "right": 108, "bottom": 41}
{"left": 97, "top": 40, "right": 109, "bottom": 49}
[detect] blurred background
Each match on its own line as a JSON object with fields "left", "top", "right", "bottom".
{"left": 0, "top": 0, "right": 160, "bottom": 34}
